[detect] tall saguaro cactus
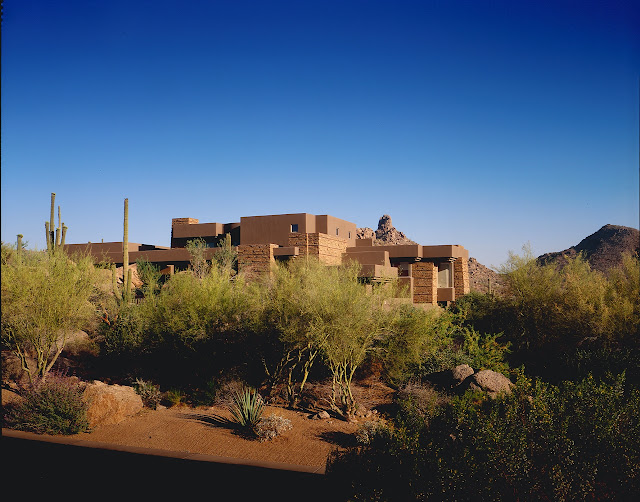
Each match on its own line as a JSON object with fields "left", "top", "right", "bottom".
{"left": 16, "top": 234, "right": 23, "bottom": 263}
{"left": 44, "top": 192, "right": 67, "bottom": 254}
{"left": 123, "top": 198, "right": 131, "bottom": 300}
{"left": 111, "top": 198, "right": 132, "bottom": 305}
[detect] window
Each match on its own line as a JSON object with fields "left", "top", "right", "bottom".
{"left": 291, "top": 224, "right": 298, "bottom": 233}
{"left": 438, "top": 262, "right": 453, "bottom": 288}
{"left": 336, "top": 228, "right": 339, "bottom": 235}
{"left": 348, "top": 231, "right": 352, "bottom": 239}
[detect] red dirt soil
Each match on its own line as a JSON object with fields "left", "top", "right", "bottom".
{"left": 2, "top": 378, "right": 396, "bottom": 473}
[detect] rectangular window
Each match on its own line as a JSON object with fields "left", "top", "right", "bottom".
{"left": 291, "top": 224, "right": 299, "bottom": 233}
{"left": 438, "top": 262, "right": 453, "bottom": 288}
{"left": 336, "top": 228, "right": 339, "bottom": 235}
{"left": 348, "top": 231, "right": 351, "bottom": 239}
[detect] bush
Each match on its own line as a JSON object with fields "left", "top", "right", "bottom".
{"left": 133, "top": 378, "right": 161, "bottom": 409}
{"left": 327, "top": 372, "right": 640, "bottom": 501}
{"left": 255, "top": 413, "right": 292, "bottom": 441}
{"left": 4, "top": 375, "right": 89, "bottom": 435}
{"left": 165, "top": 388, "right": 186, "bottom": 407}
{"left": 396, "top": 379, "right": 447, "bottom": 422}
{"left": 355, "top": 419, "right": 388, "bottom": 445}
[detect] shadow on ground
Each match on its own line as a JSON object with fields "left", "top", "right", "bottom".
{"left": 2, "top": 434, "right": 331, "bottom": 500}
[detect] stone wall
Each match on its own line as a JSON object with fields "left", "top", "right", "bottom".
{"left": 411, "top": 262, "right": 438, "bottom": 305}
{"left": 237, "top": 244, "right": 277, "bottom": 277}
{"left": 172, "top": 217, "right": 199, "bottom": 226}
{"left": 288, "top": 232, "right": 348, "bottom": 265}
{"left": 454, "top": 256, "right": 470, "bottom": 298}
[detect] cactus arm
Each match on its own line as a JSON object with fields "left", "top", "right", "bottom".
{"left": 45, "top": 221, "right": 51, "bottom": 252}
{"left": 61, "top": 225, "right": 67, "bottom": 247}
{"left": 49, "top": 193, "right": 56, "bottom": 249}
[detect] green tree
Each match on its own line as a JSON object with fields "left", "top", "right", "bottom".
{"left": 1, "top": 250, "right": 97, "bottom": 383}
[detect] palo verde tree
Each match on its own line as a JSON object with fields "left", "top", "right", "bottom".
{"left": 261, "top": 258, "right": 398, "bottom": 412}
{"left": 318, "top": 264, "right": 397, "bottom": 416}
{"left": 1, "top": 248, "right": 97, "bottom": 383}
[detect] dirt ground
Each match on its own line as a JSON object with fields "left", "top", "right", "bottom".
{"left": 2, "top": 378, "right": 396, "bottom": 473}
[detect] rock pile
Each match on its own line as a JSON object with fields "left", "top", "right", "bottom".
{"left": 427, "top": 364, "right": 514, "bottom": 399}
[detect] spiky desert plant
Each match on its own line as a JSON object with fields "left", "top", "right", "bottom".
{"left": 229, "top": 387, "right": 265, "bottom": 431}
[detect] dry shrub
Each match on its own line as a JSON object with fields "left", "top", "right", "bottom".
{"left": 396, "top": 379, "right": 448, "bottom": 419}
{"left": 255, "top": 413, "right": 293, "bottom": 441}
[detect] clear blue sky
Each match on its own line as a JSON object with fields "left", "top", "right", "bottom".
{"left": 2, "top": 0, "right": 638, "bottom": 267}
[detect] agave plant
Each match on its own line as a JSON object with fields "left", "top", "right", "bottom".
{"left": 229, "top": 387, "right": 265, "bottom": 431}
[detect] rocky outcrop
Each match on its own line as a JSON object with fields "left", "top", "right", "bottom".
{"left": 83, "top": 381, "right": 143, "bottom": 428}
{"left": 538, "top": 224, "right": 639, "bottom": 274}
{"left": 357, "top": 215, "right": 416, "bottom": 246}
{"left": 468, "top": 257, "right": 506, "bottom": 294}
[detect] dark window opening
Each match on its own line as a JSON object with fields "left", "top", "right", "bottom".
{"left": 291, "top": 224, "right": 299, "bottom": 233}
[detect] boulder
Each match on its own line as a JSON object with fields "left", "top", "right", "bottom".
{"left": 83, "top": 381, "right": 143, "bottom": 428}
{"left": 451, "top": 364, "right": 474, "bottom": 384}
{"left": 465, "top": 370, "right": 513, "bottom": 398}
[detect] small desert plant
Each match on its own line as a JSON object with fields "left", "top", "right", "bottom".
{"left": 255, "top": 413, "right": 293, "bottom": 441}
{"left": 355, "top": 420, "right": 387, "bottom": 445}
{"left": 396, "top": 379, "right": 448, "bottom": 421}
{"left": 165, "top": 388, "right": 186, "bottom": 407}
{"left": 229, "top": 387, "right": 264, "bottom": 431}
{"left": 4, "top": 375, "right": 89, "bottom": 435}
{"left": 133, "top": 378, "right": 162, "bottom": 409}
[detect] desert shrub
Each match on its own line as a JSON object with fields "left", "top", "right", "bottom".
{"left": 381, "top": 305, "right": 448, "bottom": 385}
{"left": 4, "top": 375, "right": 89, "bottom": 435}
{"left": 355, "top": 419, "right": 388, "bottom": 445}
{"left": 396, "top": 379, "right": 448, "bottom": 422}
{"left": 327, "top": 372, "right": 640, "bottom": 501}
{"left": 133, "top": 378, "right": 161, "bottom": 409}
{"left": 99, "top": 302, "right": 147, "bottom": 357}
{"left": 135, "top": 257, "right": 161, "bottom": 296}
{"left": 165, "top": 388, "right": 186, "bottom": 407}
{"left": 255, "top": 413, "right": 293, "bottom": 441}
{"left": 229, "top": 387, "right": 265, "bottom": 431}
{"left": 453, "top": 250, "right": 639, "bottom": 384}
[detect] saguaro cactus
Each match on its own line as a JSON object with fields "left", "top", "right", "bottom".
{"left": 123, "top": 198, "right": 131, "bottom": 301}
{"left": 16, "top": 234, "right": 23, "bottom": 263}
{"left": 44, "top": 192, "right": 67, "bottom": 254}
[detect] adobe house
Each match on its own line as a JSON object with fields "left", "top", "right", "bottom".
{"left": 65, "top": 212, "right": 470, "bottom": 305}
